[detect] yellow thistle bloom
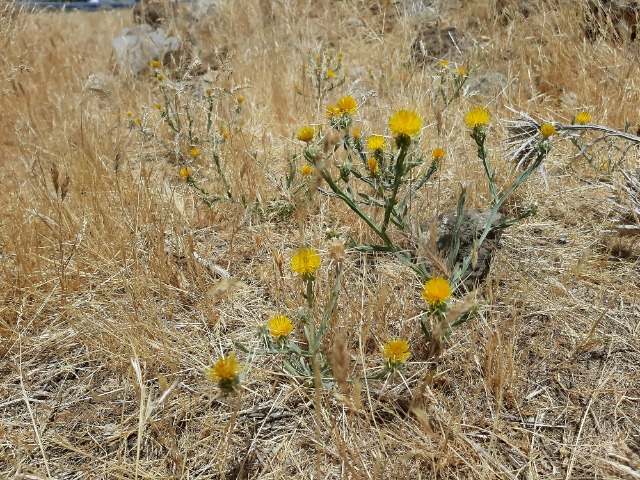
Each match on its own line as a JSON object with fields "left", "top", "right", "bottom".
{"left": 337, "top": 95, "right": 357, "bottom": 115}
{"left": 297, "top": 125, "right": 315, "bottom": 143}
{"left": 326, "top": 104, "right": 341, "bottom": 117}
{"left": 151, "top": 60, "right": 161, "bottom": 69}
{"left": 439, "top": 60, "right": 448, "bottom": 68}
{"left": 126, "top": 111, "right": 133, "bottom": 118}
{"left": 422, "top": 277, "right": 452, "bottom": 306}
{"left": 205, "top": 88, "right": 212, "bottom": 96}
{"left": 367, "top": 158, "right": 380, "bottom": 175}
{"left": 389, "top": 110, "right": 422, "bottom": 137}
{"left": 291, "top": 247, "right": 321, "bottom": 278}
{"left": 154, "top": 103, "right": 162, "bottom": 110}
{"left": 189, "top": 147, "right": 200, "bottom": 158}
{"left": 135, "top": 118, "right": 142, "bottom": 126}
{"left": 575, "top": 111, "right": 591, "bottom": 125}
{"left": 156, "top": 73, "right": 164, "bottom": 81}
{"left": 236, "top": 96, "right": 245, "bottom": 104}
{"left": 268, "top": 314, "right": 293, "bottom": 340}
{"left": 456, "top": 66, "right": 467, "bottom": 76}
{"left": 465, "top": 107, "right": 490, "bottom": 129}
{"left": 180, "top": 166, "right": 193, "bottom": 179}
{"left": 539, "top": 123, "right": 556, "bottom": 138}
{"left": 352, "top": 128, "right": 361, "bottom": 138}
{"left": 367, "top": 134, "right": 386, "bottom": 151}
{"left": 432, "top": 148, "right": 445, "bottom": 160}
{"left": 327, "top": 69, "right": 335, "bottom": 79}
{"left": 382, "top": 339, "right": 411, "bottom": 366}
{"left": 204, "top": 353, "right": 241, "bottom": 393}
{"left": 301, "top": 164, "right": 313, "bottom": 176}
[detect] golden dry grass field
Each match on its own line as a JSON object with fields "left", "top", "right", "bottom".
{"left": 0, "top": 0, "right": 639, "bottom": 478}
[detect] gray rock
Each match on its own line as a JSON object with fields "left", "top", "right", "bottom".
{"left": 464, "top": 72, "right": 509, "bottom": 98}
{"left": 417, "top": 209, "right": 506, "bottom": 288}
{"left": 411, "top": 26, "right": 461, "bottom": 63}
{"left": 112, "top": 25, "right": 181, "bottom": 75}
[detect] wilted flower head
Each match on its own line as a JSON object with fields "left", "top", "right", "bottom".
{"left": 337, "top": 95, "right": 357, "bottom": 115}
{"left": 574, "top": 111, "right": 591, "bottom": 125}
{"left": 204, "top": 353, "right": 241, "bottom": 393}
{"left": 328, "top": 238, "right": 345, "bottom": 264}
{"left": 352, "top": 128, "right": 361, "bottom": 138}
{"left": 539, "top": 123, "right": 556, "bottom": 138}
{"left": 367, "top": 134, "right": 386, "bottom": 151}
{"left": 291, "top": 247, "right": 321, "bottom": 279}
{"left": 382, "top": 339, "right": 410, "bottom": 369}
{"left": 465, "top": 107, "right": 490, "bottom": 129}
{"left": 422, "top": 277, "right": 452, "bottom": 307}
{"left": 297, "top": 125, "right": 315, "bottom": 143}
{"left": 367, "top": 158, "right": 380, "bottom": 175}
{"left": 456, "top": 66, "right": 467, "bottom": 76}
{"left": 268, "top": 314, "right": 293, "bottom": 341}
{"left": 389, "top": 110, "right": 422, "bottom": 137}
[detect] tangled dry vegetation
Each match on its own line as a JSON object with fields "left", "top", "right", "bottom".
{"left": 1, "top": 0, "right": 639, "bottom": 478}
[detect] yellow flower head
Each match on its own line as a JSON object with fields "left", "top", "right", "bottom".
{"left": 367, "top": 158, "right": 380, "bottom": 175}
{"left": 155, "top": 103, "right": 162, "bottom": 110}
{"left": 337, "top": 95, "right": 357, "bottom": 115}
{"left": 327, "top": 69, "right": 335, "bottom": 79}
{"left": 236, "top": 96, "right": 245, "bottom": 104}
{"left": 297, "top": 125, "right": 315, "bottom": 143}
{"left": 367, "top": 134, "right": 386, "bottom": 151}
{"left": 126, "top": 111, "right": 133, "bottom": 118}
{"left": 389, "top": 110, "right": 422, "bottom": 137}
{"left": 151, "top": 60, "right": 161, "bottom": 69}
{"left": 575, "top": 111, "right": 591, "bottom": 125}
{"left": 268, "top": 314, "right": 293, "bottom": 340}
{"left": 352, "top": 128, "right": 361, "bottom": 138}
{"left": 156, "top": 73, "right": 164, "bottom": 82}
{"left": 291, "top": 247, "right": 321, "bottom": 278}
{"left": 180, "top": 166, "right": 193, "bottom": 179}
{"left": 456, "top": 66, "right": 467, "bottom": 76}
{"left": 465, "top": 107, "right": 490, "bottom": 129}
{"left": 539, "top": 123, "right": 556, "bottom": 138}
{"left": 432, "top": 148, "right": 445, "bottom": 160}
{"left": 189, "top": 147, "right": 200, "bottom": 158}
{"left": 135, "top": 118, "right": 142, "bottom": 126}
{"left": 439, "top": 60, "right": 448, "bottom": 68}
{"left": 382, "top": 339, "right": 411, "bottom": 366}
{"left": 219, "top": 125, "right": 229, "bottom": 139}
{"left": 422, "top": 277, "right": 452, "bottom": 306}
{"left": 204, "top": 353, "right": 241, "bottom": 393}
{"left": 205, "top": 88, "right": 212, "bottom": 96}
{"left": 326, "top": 104, "right": 341, "bottom": 118}
{"left": 301, "top": 164, "right": 313, "bottom": 176}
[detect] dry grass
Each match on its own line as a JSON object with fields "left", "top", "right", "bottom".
{"left": 1, "top": 0, "right": 639, "bottom": 478}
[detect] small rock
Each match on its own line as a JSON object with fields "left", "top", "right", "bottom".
{"left": 411, "top": 25, "right": 461, "bottom": 63}
{"left": 464, "top": 72, "right": 509, "bottom": 98}
{"left": 112, "top": 25, "right": 181, "bottom": 75}
{"left": 417, "top": 209, "right": 506, "bottom": 288}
